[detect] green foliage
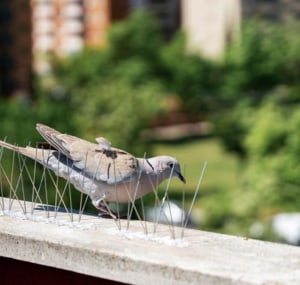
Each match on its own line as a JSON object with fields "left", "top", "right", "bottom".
{"left": 207, "top": 20, "right": 300, "bottom": 239}
{"left": 52, "top": 10, "right": 166, "bottom": 154}
{"left": 37, "top": 16, "right": 300, "bottom": 241}
{"left": 73, "top": 80, "right": 164, "bottom": 155}
{"left": 217, "top": 20, "right": 300, "bottom": 156}
{"left": 0, "top": 95, "right": 76, "bottom": 144}
{"left": 244, "top": 100, "right": 300, "bottom": 190}
{"left": 218, "top": 19, "right": 300, "bottom": 154}
{"left": 221, "top": 20, "right": 300, "bottom": 103}
{"left": 244, "top": 101, "right": 287, "bottom": 157}
{"left": 161, "top": 32, "right": 221, "bottom": 114}
{"left": 215, "top": 98, "right": 300, "bottom": 239}
{"left": 0, "top": 95, "right": 81, "bottom": 209}
{"left": 107, "top": 10, "right": 162, "bottom": 66}
{"left": 0, "top": 10, "right": 166, "bottom": 214}
{"left": 215, "top": 100, "right": 254, "bottom": 158}
{"left": 3, "top": 10, "right": 300, "bottom": 241}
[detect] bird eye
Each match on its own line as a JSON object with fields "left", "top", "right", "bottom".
{"left": 168, "top": 163, "right": 174, "bottom": 169}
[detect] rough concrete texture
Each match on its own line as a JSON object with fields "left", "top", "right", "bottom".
{"left": 0, "top": 198, "right": 300, "bottom": 285}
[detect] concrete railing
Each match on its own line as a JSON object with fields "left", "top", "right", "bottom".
{"left": 0, "top": 197, "right": 300, "bottom": 285}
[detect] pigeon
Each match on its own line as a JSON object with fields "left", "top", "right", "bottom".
{"left": 0, "top": 124, "right": 185, "bottom": 218}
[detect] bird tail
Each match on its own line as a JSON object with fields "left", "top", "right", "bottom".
{"left": 0, "top": 140, "right": 21, "bottom": 152}
{"left": 0, "top": 140, "right": 51, "bottom": 163}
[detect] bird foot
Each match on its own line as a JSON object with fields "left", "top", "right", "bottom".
{"left": 96, "top": 202, "right": 118, "bottom": 220}
{"left": 94, "top": 200, "right": 128, "bottom": 220}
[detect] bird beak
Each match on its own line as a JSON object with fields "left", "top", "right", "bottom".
{"left": 176, "top": 171, "right": 186, "bottom": 184}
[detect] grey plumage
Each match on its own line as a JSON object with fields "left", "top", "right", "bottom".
{"left": 0, "top": 124, "right": 185, "bottom": 217}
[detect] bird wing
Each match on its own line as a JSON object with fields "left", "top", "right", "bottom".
{"left": 36, "top": 124, "right": 139, "bottom": 184}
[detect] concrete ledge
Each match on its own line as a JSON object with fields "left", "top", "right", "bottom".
{"left": 1, "top": 198, "right": 300, "bottom": 284}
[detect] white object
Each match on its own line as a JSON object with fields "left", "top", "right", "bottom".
{"left": 272, "top": 213, "right": 300, "bottom": 245}
{"left": 146, "top": 201, "right": 187, "bottom": 225}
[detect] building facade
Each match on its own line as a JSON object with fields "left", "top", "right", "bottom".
{"left": 0, "top": 0, "right": 32, "bottom": 98}
{"left": 1, "top": 0, "right": 300, "bottom": 98}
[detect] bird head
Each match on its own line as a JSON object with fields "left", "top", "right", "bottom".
{"left": 147, "top": 156, "right": 186, "bottom": 184}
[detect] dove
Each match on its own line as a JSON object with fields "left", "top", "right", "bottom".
{"left": 0, "top": 124, "right": 185, "bottom": 218}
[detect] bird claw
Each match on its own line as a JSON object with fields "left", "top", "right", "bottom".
{"left": 95, "top": 201, "right": 122, "bottom": 220}
{"left": 97, "top": 212, "right": 117, "bottom": 220}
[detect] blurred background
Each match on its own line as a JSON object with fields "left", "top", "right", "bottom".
{"left": 1, "top": 0, "right": 300, "bottom": 245}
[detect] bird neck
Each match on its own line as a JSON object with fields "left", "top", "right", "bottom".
{"left": 135, "top": 157, "right": 173, "bottom": 193}
{"left": 138, "top": 157, "right": 159, "bottom": 174}
{"left": 138, "top": 157, "right": 171, "bottom": 181}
